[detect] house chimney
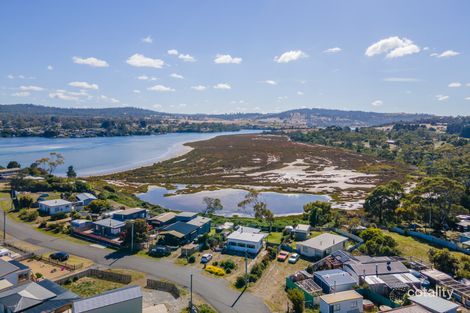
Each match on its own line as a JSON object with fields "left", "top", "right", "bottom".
{"left": 376, "top": 264, "right": 379, "bottom": 277}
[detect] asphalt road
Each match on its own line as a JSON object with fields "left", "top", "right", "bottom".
{"left": 0, "top": 215, "right": 270, "bottom": 313}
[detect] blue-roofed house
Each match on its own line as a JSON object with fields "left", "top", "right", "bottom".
{"left": 76, "top": 193, "right": 97, "bottom": 206}
{"left": 161, "top": 221, "right": 199, "bottom": 245}
{"left": 72, "top": 285, "right": 142, "bottom": 313}
{"left": 409, "top": 296, "right": 460, "bottom": 313}
{"left": 314, "top": 269, "right": 357, "bottom": 294}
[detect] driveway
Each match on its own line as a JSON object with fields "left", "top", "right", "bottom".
{"left": 0, "top": 216, "right": 270, "bottom": 313}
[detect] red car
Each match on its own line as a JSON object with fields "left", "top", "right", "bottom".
{"left": 277, "top": 251, "right": 289, "bottom": 262}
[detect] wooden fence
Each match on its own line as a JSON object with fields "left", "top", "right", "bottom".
{"left": 36, "top": 255, "right": 84, "bottom": 271}
{"left": 54, "top": 268, "right": 132, "bottom": 285}
{"left": 146, "top": 279, "right": 180, "bottom": 298}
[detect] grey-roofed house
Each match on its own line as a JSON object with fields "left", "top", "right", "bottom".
{"left": 0, "top": 259, "right": 31, "bottom": 288}
{"left": 76, "top": 193, "right": 97, "bottom": 206}
{"left": 409, "top": 296, "right": 460, "bottom": 313}
{"left": 161, "top": 221, "right": 199, "bottom": 245}
{"left": 293, "top": 224, "right": 311, "bottom": 241}
{"left": 38, "top": 199, "right": 73, "bottom": 215}
{"left": 174, "top": 212, "right": 198, "bottom": 222}
{"left": 0, "top": 279, "right": 79, "bottom": 313}
{"left": 384, "top": 304, "right": 432, "bottom": 313}
{"left": 93, "top": 218, "right": 126, "bottom": 238}
{"left": 112, "top": 208, "right": 148, "bottom": 221}
{"left": 296, "top": 233, "right": 348, "bottom": 258}
{"left": 226, "top": 230, "right": 267, "bottom": 255}
{"left": 343, "top": 261, "right": 410, "bottom": 281}
{"left": 187, "top": 216, "right": 211, "bottom": 236}
{"left": 314, "top": 269, "right": 357, "bottom": 293}
{"left": 73, "top": 285, "right": 142, "bottom": 313}
{"left": 148, "top": 212, "right": 177, "bottom": 228}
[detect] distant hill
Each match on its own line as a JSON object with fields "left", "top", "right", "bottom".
{"left": 0, "top": 103, "right": 435, "bottom": 127}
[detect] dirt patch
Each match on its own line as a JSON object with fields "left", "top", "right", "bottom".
{"left": 24, "top": 258, "right": 75, "bottom": 280}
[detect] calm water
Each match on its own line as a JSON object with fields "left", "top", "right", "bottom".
{"left": 0, "top": 130, "right": 259, "bottom": 176}
{"left": 137, "top": 185, "right": 329, "bottom": 216}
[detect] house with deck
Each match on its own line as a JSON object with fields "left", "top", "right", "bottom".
{"left": 225, "top": 228, "right": 267, "bottom": 255}
{"left": 38, "top": 199, "right": 73, "bottom": 215}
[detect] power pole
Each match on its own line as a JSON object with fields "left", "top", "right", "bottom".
{"left": 189, "top": 274, "right": 193, "bottom": 312}
{"left": 244, "top": 250, "right": 248, "bottom": 287}
{"left": 130, "top": 222, "right": 134, "bottom": 252}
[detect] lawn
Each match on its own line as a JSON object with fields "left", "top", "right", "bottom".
{"left": 266, "top": 232, "right": 283, "bottom": 244}
{"left": 0, "top": 191, "right": 12, "bottom": 212}
{"left": 64, "top": 277, "right": 125, "bottom": 297}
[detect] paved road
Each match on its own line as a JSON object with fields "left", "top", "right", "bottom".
{"left": 0, "top": 216, "right": 270, "bottom": 313}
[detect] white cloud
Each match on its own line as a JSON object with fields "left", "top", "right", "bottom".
{"left": 431, "top": 50, "right": 460, "bottom": 58}
{"left": 274, "top": 50, "right": 308, "bottom": 63}
{"left": 137, "top": 75, "right": 157, "bottom": 81}
{"left": 167, "top": 49, "right": 178, "bottom": 56}
{"left": 297, "top": 91, "right": 304, "bottom": 96}
{"left": 147, "top": 84, "right": 175, "bottom": 92}
{"left": 20, "top": 85, "right": 44, "bottom": 91}
{"left": 448, "top": 82, "right": 462, "bottom": 88}
{"left": 214, "top": 54, "right": 242, "bottom": 64}
{"left": 191, "top": 85, "right": 206, "bottom": 91}
{"left": 383, "top": 77, "right": 422, "bottom": 82}
{"left": 178, "top": 54, "right": 196, "bottom": 62}
{"left": 126, "top": 54, "right": 164, "bottom": 69}
{"left": 7, "top": 74, "right": 14, "bottom": 79}
{"left": 262, "top": 80, "right": 277, "bottom": 85}
{"left": 49, "top": 91, "right": 79, "bottom": 101}
{"left": 435, "top": 94, "right": 449, "bottom": 101}
{"left": 69, "top": 81, "right": 99, "bottom": 90}
{"left": 47, "top": 65, "right": 53, "bottom": 70}
{"left": 365, "top": 36, "right": 420, "bottom": 58}
{"left": 72, "top": 56, "right": 109, "bottom": 67}
{"left": 141, "top": 36, "right": 153, "bottom": 44}
{"left": 100, "top": 95, "right": 120, "bottom": 103}
{"left": 323, "top": 47, "right": 342, "bottom": 54}
{"left": 213, "top": 83, "right": 231, "bottom": 90}
{"left": 371, "top": 100, "right": 383, "bottom": 107}
{"left": 152, "top": 104, "right": 163, "bottom": 109}
{"left": 12, "top": 91, "right": 30, "bottom": 97}
{"left": 133, "top": 89, "right": 141, "bottom": 94}
{"left": 170, "top": 73, "right": 184, "bottom": 79}
{"left": 465, "top": 97, "right": 470, "bottom": 101}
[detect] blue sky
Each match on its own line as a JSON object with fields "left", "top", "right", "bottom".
{"left": 1, "top": 0, "right": 469, "bottom": 115}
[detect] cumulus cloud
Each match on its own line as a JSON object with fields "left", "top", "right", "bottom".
{"left": 47, "top": 65, "right": 53, "bottom": 70}
{"left": 137, "top": 75, "right": 157, "bottom": 81}
{"left": 141, "top": 36, "right": 153, "bottom": 44}
{"left": 178, "top": 54, "right": 196, "bottom": 62}
{"left": 20, "top": 85, "right": 44, "bottom": 91}
{"left": 152, "top": 104, "right": 163, "bottom": 109}
{"left": 167, "top": 49, "right": 178, "bottom": 56}
{"left": 73, "top": 56, "right": 109, "bottom": 67}
{"left": 49, "top": 91, "right": 79, "bottom": 101}
{"left": 371, "top": 100, "right": 383, "bottom": 107}
{"left": 383, "top": 77, "right": 422, "bottom": 83}
{"left": 431, "top": 50, "right": 460, "bottom": 58}
{"left": 365, "top": 36, "right": 420, "bottom": 58}
{"left": 214, "top": 54, "right": 242, "bottom": 64}
{"left": 126, "top": 54, "right": 164, "bottom": 69}
{"left": 68, "top": 81, "right": 99, "bottom": 90}
{"left": 12, "top": 91, "right": 30, "bottom": 97}
{"left": 213, "top": 83, "right": 231, "bottom": 90}
{"left": 133, "top": 89, "right": 141, "bottom": 94}
{"left": 191, "top": 85, "right": 206, "bottom": 91}
{"left": 262, "top": 80, "right": 277, "bottom": 85}
{"left": 274, "top": 50, "right": 308, "bottom": 63}
{"left": 147, "top": 84, "right": 175, "bottom": 92}
{"left": 465, "top": 97, "right": 470, "bottom": 101}
{"left": 448, "top": 82, "right": 462, "bottom": 88}
{"left": 297, "top": 91, "right": 304, "bottom": 96}
{"left": 435, "top": 94, "right": 449, "bottom": 101}
{"left": 323, "top": 47, "right": 342, "bottom": 54}
{"left": 100, "top": 95, "right": 120, "bottom": 103}
{"left": 170, "top": 73, "right": 184, "bottom": 79}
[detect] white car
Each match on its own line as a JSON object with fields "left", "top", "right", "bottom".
{"left": 288, "top": 253, "right": 300, "bottom": 264}
{"left": 201, "top": 253, "right": 213, "bottom": 264}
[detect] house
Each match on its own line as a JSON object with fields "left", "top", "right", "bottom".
{"left": 409, "top": 296, "right": 460, "bottom": 313}
{"left": 344, "top": 260, "right": 410, "bottom": 281}
{"left": 235, "top": 226, "right": 261, "bottom": 234}
{"left": 386, "top": 304, "right": 432, "bottom": 313}
{"left": 187, "top": 216, "right": 211, "bottom": 236}
{"left": 148, "top": 212, "right": 177, "bottom": 228}
{"left": 364, "top": 273, "right": 421, "bottom": 296}
{"left": 296, "top": 233, "right": 348, "bottom": 258}
{"left": 76, "top": 193, "right": 97, "bottom": 206}
{"left": 0, "top": 168, "right": 20, "bottom": 180}
{"left": 93, "top": 218, "right": 126, "bottom": 238}
{"left": 71, "top": 219, "right": 93, "bottom": 232}
{"left": 457, "top": 220, "right": 470, "bottom": 232}
{"left": 174, "top": 211, "right": 198, "bottom": 222}
{"left": 161, "top": 222, "right": 199, "bottom": 245}
{"left": 38, "top": 199, "right": 73, "bottom": 215}
{"left": 319, "top": 290, "right": 363, "bottom": 313}
{"left": 0, "top": 259, "right": 31, "bottom": 288}
{"left": 226, "top": 230, "right": 266, "bottom": 255}
{"left": 72, "top": 285, "right": 142, "bottom": 313}
{"left": 0, "top": 279, "right": 79, "bottom": 313}
{"left": 293, "top": 224, "right": 311, "bottom": 241}
{"left": 286, "top": 271, "right": 323, "bottom": 307}
{"left": 112, "top": 208, "right": 148, "bottom": 221}
{"left": 313, "top": 269, "right": 357, "bottom": 294}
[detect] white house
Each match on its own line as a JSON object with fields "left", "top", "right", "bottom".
{"left": 320, "top": 290, "right": 363, "bottom": 313}
{"left": 38, "top": 199, "right": 73, "bottom": 215}
{"left": 0, "top": 259, "right": 31, "bottom": 288}
{"left": 296, "top": 233, "right": 348, "bottom": 258}
{"left": 226, "top": 230, "right": 267, "bottom": 254}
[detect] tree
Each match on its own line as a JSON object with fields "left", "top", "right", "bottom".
{"left": 364, "top": 180, "right": 404, "bottom": 224}
{"left": 359, "top": 228, "right": 399, "bottom": 256}
{"left": 287, "top": 288, "right": 304, "bottom": 313}
{"left": 86, "top": 200, "right": 111, "bottom": 214}
{"left": 202, "top": 197, "right": 223, "bottom": 215}
{"left": 428, "top": 248, "right": 459, "bottom": 275}
{"left": 36, "top": 152, "right": 64, "bottom": 174}
{"left": 66, "top": 165, "right": 77, "bottom": 178}
{"left": 122, "top": 219, "right": 149, "bottom": 250}
{"left": 304, "top": 201, "right": 332, "bottom": 227}
{"left": 7, "top": 161, "right": 20, "bottom": 169}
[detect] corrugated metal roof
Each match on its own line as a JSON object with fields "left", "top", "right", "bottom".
{"left": 410, "top": 296, "right": 459, "bottom": 313}
{"left": 72, "top": 285, "right": 142, "bottom": 313}
{"left": 320, "top": 290, "right": 362, "bottom": 304}
{"left": 93, "top": 218, "right": 125, "bottom": 228}
{"left": 314, "top": 269, "right": 356, "bottom": 287}
{"left": 297, "top": 233, "right": 348, "bottom": 251}
{"left": 76, "top": 193, "right": 97, "bottom": 201}
{"left": 38, "top": 199, "right": 72, "bottom": 207}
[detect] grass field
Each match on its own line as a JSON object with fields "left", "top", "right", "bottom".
{"left": 64, "top": 277, "right": 125, "bottom": 297}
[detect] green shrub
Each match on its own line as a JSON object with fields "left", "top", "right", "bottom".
{"left": 18, "top": 209, "right": 39, "bottom": 222}
{"left": 188, "top": 255, "right": 196, "bottom": 263}
{"left": 35, "top": 272, "right": 43, "bottom": 279}
{"left": 220, "top": 259, "right": 236, "bottom": 271}
{"left": 287, "top": 288, "right": 305, "bottom": 313}
{"left": 235, "top": 275, "right": 246, "bottom": 288}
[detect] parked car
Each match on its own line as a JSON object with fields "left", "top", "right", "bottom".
{"left": 288, "top": 253, "right": 300, "bottom": 264}
{"left": 201, "top": 253, "right": 213, "bottom": 264}
{"left": 149, "top": 245, "right": 171, "bottom": 257}
{"left": 50, "top": 251, "right": 69, "bottom": 262}
{"left": 277, "top": 251, "right": 289, "bottom": 262}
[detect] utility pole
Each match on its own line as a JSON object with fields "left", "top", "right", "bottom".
{"left": 244, "top": 250, "right": 248, "bottom": 287}
{"left": 130, "top": 222, "right": 134, "bottom": 252}
{"left": 189, "top": 274, "right": 193, "bottom": 312}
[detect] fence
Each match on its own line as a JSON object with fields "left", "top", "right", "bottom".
{"left": 146, "top": 279, "right": 180, "bottom": 298}
{"left": 36, "top": 255, "right": 84, "bottom": 271}
{"left": 391, "top": 227, "right": 470, "bottom": 255}
{"left": 54, "top": 268, "right": 132, "bottom": 285}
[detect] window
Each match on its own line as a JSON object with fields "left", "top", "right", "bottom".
{"left": 351, "top": 301, "right": 358, "bottom": 308}
{"left": 247, "top": 244, "right": 255, "bottom": 249}
{"left": 333, "top": 304, "right": 341, "bottom": 312}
